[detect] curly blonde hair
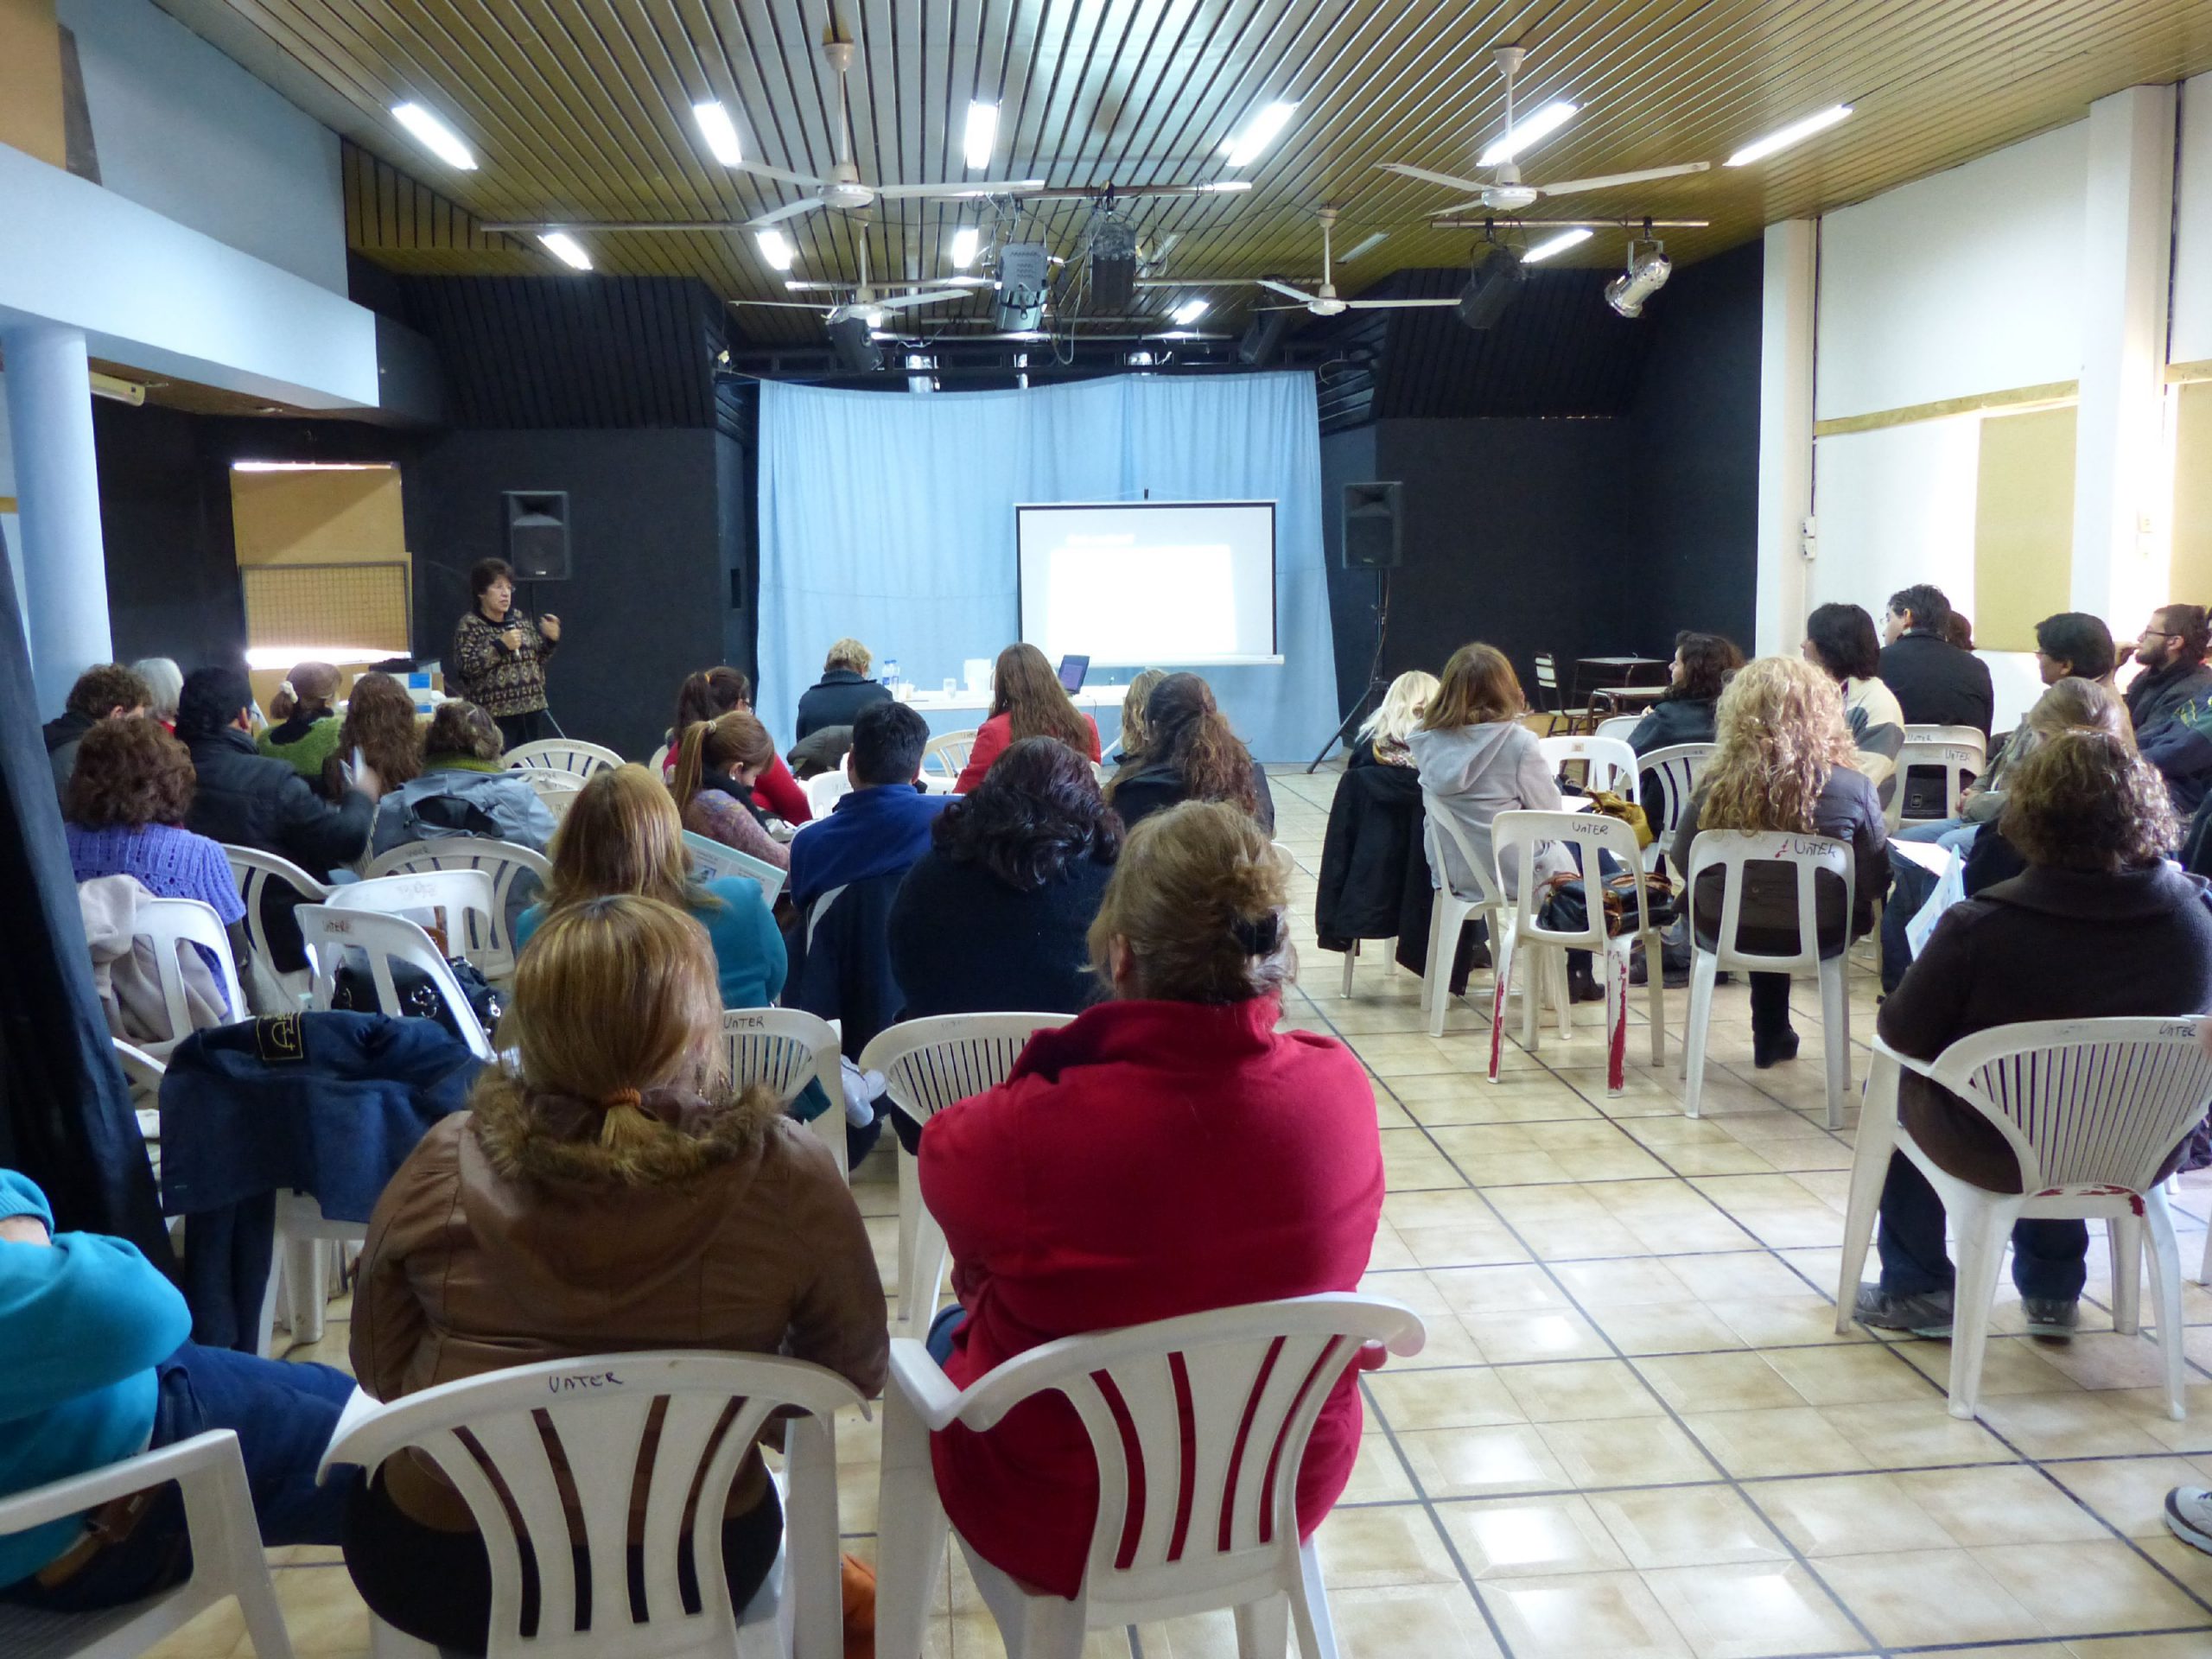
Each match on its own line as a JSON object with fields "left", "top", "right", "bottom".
{"left": 1699, "top": 657, "right": 1859, "bottom": 834}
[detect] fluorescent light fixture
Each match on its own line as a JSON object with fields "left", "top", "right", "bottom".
{"left": 538, "top": 232, "right": 592, "bottom": 270}
{"left": 950, "top": 226, "right": 981, "bottom": 269}
{"left": 1171, "top": 298, "right": 1209, "bottom": 325}
{"left": 232, "top": 461, "right": 395, "bottom": 473}
{"left": 1340, "top": 231, "right": 1388, "bottom": 261}
{"left": 1480, "top": 99, "right": 1576, "bottom": 167}
{"left": 391, "top": 101, "right": 476, "bottom": 169}
{"left": 1221, "top": 100, "right": 1296, "bottom": 168}
{"left": 1521, "top": 226, "right": 1592, "bottom": 264}
{"left": 1726, "top": 103, "right": 1852, "bottom": 167}
{"left": 755, "top": 228, "right": 795, "bottom": 270}
{"left": 692, "top": 100, "right": 743, "bottom": 166}
{"left": 964, "top": 100, "right": 999, "bottom": 169}
{"left": 1193, "top": 180, "right": 1254, "bottom": 194}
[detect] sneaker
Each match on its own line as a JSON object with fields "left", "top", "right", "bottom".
{"left": 1852, "top": 1283, "right": 1955, "bottom": 1338}
{"left": 1752, "top": 1027, "right": 1801, "bottom": 1069}
{"left": 2167, "top": 1487, "right": 2212, "bottom": 1556}
{"left": 2020, "top": 1297, "right": 2079, "bottom": 1339}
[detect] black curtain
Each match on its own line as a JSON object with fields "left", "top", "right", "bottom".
{"left": 0, "top": 526, "right": 170, "bottom": 1265}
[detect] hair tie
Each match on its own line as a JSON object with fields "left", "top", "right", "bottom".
{"left": 599, "top": 1087, "right": 644, "bottom": 1112}
{"left": 277, "top": 680, "right": 295, "bottom": 700}
{"left": 1231, "top": 911, "right": 1282, "bottom": 956}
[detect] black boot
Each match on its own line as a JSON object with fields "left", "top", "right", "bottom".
{"left": 1752, "top": 1027, "right": 1801, "bottom": 1069}
{"left": 1566, "top": 952, "right": 1606, "bottom": 1004}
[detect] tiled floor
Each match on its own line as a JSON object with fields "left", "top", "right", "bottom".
{"left": 145, "top": 766, "right": 2212, "bottom": 1657}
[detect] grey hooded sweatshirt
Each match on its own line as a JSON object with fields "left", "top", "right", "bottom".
{"left": 1406, "top": 721, "right": 1574, "bottom": 898}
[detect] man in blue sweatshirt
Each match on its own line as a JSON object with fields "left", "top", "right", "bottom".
{"left": 0, "top": 1170, "right": 355, "bottom": 1611}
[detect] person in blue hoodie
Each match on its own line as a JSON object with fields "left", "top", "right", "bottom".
{"left": 0, "top": 1170, "right": 355, "bottom": 1611}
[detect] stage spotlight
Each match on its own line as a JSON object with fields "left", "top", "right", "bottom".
{"left": 1455, "top": 244, "right": 1524, "bottom": 331}
{"left": 995, "top": 242, "right": 1052, "bottom": 332}
{"left": 826, "top": 314, "right": 881, "bottom": 372}
{"left": 1605, "top": 239, "right": 1672, "bottom": 318}
{"left": 1089, "top": 212, "right": 1138, "bottom": 312}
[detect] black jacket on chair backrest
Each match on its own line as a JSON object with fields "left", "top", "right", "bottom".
{"left": 1876, "top": 631, "right": 1995, "bottom": 737}
{"left": 1315, "top": 763, "right": 1473, "bottom": 989}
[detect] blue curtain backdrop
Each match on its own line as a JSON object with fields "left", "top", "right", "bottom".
{"left": 755, "top": 372, "right": 1338, "bottom": 762}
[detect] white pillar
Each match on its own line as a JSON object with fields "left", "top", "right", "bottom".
{"left": 3, "top": 323, "right": 109, "bottom": 711}
{"left": 1755, "top": 219, "right": 1817, "bottom": 658}
{"left": 2072, "top": 83, "right": 2176, "bottom": 625}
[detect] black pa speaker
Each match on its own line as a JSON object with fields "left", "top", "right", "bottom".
{"left": 503, "top": 491, "right": 570, "bottom": 581}
{"left": 1342, "top": 481, "right": 1402, "bottom": 570}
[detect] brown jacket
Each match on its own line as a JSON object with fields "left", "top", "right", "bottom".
{"left": 351, "top": 1079, "right": 887, "bottom": 1530}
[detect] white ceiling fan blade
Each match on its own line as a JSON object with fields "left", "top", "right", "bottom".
{"left": 1379, "top": 162, "right": 1493, "bottom": 194}
{"left": 1537, "top": 162, "right": 1710, "bottom": 197}
{"left": 874, "top": 179, "right": 1046, "bottom": 199}
{"left": 731, "top": 160, "right": 828, "bottom": 190}
{"left": 1346, "top": 298, "right": 1464, "bottom": 308}
{"left": 1425, "top": 198, "right": 1496, "bottom": 218}
{"left": 1257, "top": 278, "right": 1319, "bottom": 303}
{"left": 868, "top": 288, "right": 976, "bottom": 312}
{"left": 1132, "top": 277, "right": 1287, "bottom": 288}
{"left": 747, "top": 196, "right": 823, "bottom": 228}
{"left": 728, "top": 299, "right": 837, "bottom": 310}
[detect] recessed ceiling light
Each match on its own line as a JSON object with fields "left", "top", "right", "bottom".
{"left": 1726, "top": 104, "right": 1853, "bottom": 167}
{"left": 538, "top": 232, "right": 592, "bottom": 270}
{"left": 1521, "top": 226, "right": 1592, "bottom": 264}
{"left": 1221, "top": 100, "right": 1296, "bottom": 168}
{"left": 1171, "top": 298, "right": 1209, "bottom": 325}
{"left": 692, "top": 100, "right": 743, "bottom": 166}
{"left": 964, "top": 101, "right": 999, "bottom": 169}
{"left": 1341, "top": 231, "right": 1388, "bottom": 261}
{"left": 391, "top": 101, "right": 476, "bottom": 169}
{"left": 950, "top": 226, "right": 981, "bottom": 269}
{"left": 756, "top": 228, "right": 796, "bottom": 270}
{"left": 1480, "top": 99, "right": 1577, "bottom": 168}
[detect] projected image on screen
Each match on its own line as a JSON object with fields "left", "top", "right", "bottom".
{"left": 1018, "top": 501, "right": 1278, "bottom": 667}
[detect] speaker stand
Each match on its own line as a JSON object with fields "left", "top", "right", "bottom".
{"left": 1306, "top": 567, "right": 1392, "bottom": 772}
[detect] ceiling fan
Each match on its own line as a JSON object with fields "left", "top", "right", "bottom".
{"left": 1252, "top": 207, "right": 1461, "bottom": 316}
{"left": 1378, "top": 45, "right": 1707, "bottom": 216}
{"left": 728, "top": 241, "right": 977, "bottom": 328}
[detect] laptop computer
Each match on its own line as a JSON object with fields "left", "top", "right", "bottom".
{"left": 1056, "top": 653, "right": 1090, "bottom": 693}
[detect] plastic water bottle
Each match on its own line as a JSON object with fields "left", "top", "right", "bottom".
{"left": 882, "top": 658, "right": 899, "bottom": 690}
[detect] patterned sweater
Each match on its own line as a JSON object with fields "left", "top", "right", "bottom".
{"left": 450, "top": 610, "right": 556, "bottom": 718}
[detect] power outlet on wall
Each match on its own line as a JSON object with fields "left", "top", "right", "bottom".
{"left": 1800, "top": 515, "right": 1818, "bottom": 561}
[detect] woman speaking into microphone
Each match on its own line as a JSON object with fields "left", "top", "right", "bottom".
{"left": 450, "top": 557, "right": 562, "bottom": 749}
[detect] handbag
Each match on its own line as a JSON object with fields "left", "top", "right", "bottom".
{"left": 333, "top": 955, "right": 503, "bottom": 1042}
{"left": 1535, "top": 867, "right": 1679, "bottom": 938}
{"left": 1586, "top": 788, "right": 1653, "bottom": 850}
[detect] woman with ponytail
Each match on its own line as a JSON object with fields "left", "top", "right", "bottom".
{"left": 917, "top": 801, "right": 1383, "bottom": 1599}
{"left": 671, "top": 709, "right": 791, "bottom": 870}
{"left": 657, "top": 666, "right": 810, "bottom": 823}
{"left": 256, "top": 660, "right": 343, "bottom": 779}
{"left": 1103, "top": 671, "right": 1274, "bottom": 831}
{"left": 344, "top": 894, "right": 887, "bottom": 1652}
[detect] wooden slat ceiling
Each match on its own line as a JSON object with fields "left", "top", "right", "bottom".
{"left": 156, "top": 0, "right": 2212, "bottom": 347}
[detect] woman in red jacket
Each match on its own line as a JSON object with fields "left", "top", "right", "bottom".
{"left": 918, "top": 799, "right": 1385, "bottom": 1598}
{"left": 658, "top": 666, "right": 810, "bottom": 823}
{"left": 951, "top": 643, "right": 1102, "bottom": 793}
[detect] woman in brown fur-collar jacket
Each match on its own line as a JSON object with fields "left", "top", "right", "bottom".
{"left": 340, "top": 894, "right": 887, "bottom": 1654}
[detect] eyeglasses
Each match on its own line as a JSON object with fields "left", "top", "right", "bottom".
{"left": 2142, "top": 630, "right": 2180, "bottom": 639}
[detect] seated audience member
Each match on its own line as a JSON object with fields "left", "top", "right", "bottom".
{"left": 1407, "top": 642, "right": 1600, "bottom": 1001}
{"left": 951, "top": 643, "right": 1103, "bottom": 792}
{"left": 1854, "top": 730, "right": 2212, "bottom": 1339}
{"left": 672, "top": 710, "right": 793, "bottom": 872}
{"left": 324, "top": 671, "right": 423, "bottom": 805}
{"left": 1878, "top": 583, "right": 1994, "bottom": 737}
{"left": 2126, "top": 604, "right": 2212, "bottom": 729}
{"left": 1942, "top": 610, "right": 1976, "bottom": 652}
{"left": 344, "top": 896, "right": 887, "bottom": 1653}
{"left": 795, "top": 638, "right": 893, "bottom": 741}
{"left": 131, "top": 658, "right": 184, "bottom": 734}
{"left": 0, "top": 1168, "right": 353, "bottom": 1615}
{"left": 1803, "top": 602, "right": 1905, "bottom": 797}
{"left": 257, "top": 661, "right": 344, "bottom": 779}
{"left": 1628, "top": 631, "right": 1744, "bottom": 753}
{"left": 1672, "top": 657, "right": 1889, "bottom": 1068}
{"left": 44, "top": 663, "right": 151, "bottom": 801}
{"left": 2032, "top": 611, "right": 2120, "bottom": 700}
{"left": 178, "top": 664, "right": 378, "bottom": 877}
{"left": 1349, "top": 670, "right": 1438, "bottom": 768}
{"left": 889, "top": 736, "right": 1120, "bottom": 1026}
{"left": 1105, "top": 673, "right": 1275, "bottom": 833}
{"left": 65, "top": 716, "right": 253, "bottom": 1006}
{"left": 918, "top": 802, "right": 1383, "bottom": 1599}
{"left": 658, "top": 667, "right": 810, "bottom": 823}
{"left": 372, "top": 700, "right": 557, "bottom": 856}
{"left": 1109, "top": 667, "right": 1168, "bottom": 765}
{"left": 516, "top": 765, "right": 784, "bottom": 1009}
{"left": 2132, "top": 664, "right": 2212, "bottom": 817}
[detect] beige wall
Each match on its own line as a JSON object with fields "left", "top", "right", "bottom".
{"left": 1974, "top": 404, "right": 2078, "bottom": 653}
{"left": 0, "top": 0, "right": 65, "bottom": 168}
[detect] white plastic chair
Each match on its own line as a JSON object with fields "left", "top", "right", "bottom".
{"left": 1887, "top": 725, "right": 1987, "bottom": 833}
{"left": 520, "top": 768, "right": 586, "bottom": 817}
{"left": 1491, "top": 810, "right": 1663, "bottom": 1095}
{"left": 1592, "top": 715, "right": 1644, "bottom": 744}
{"left": 130, "top": 898, "right": 248, "bottom": 1058}
{"left": 317, "top": 1351, "right": 863, "bottom": 1659}
{"left": 920, "top": 729, "right": 977, "bottom": 785}
{"left": 1637, "top": 742, "right": 1714, "bottom": 874}
{"left": 1681, "top": 830, "right": 1855, "bottom": 1128}
{"left": 722, "top": 1008, "right": 847, "bottom": 1179}
{"left": 222, "top": 844, "right": 329, "bottom": 1007}
{"left": 0, "top": 1431, "right": 295, "bottom": 1659}
{"left": 296, "top": 903, "right": 497, "bottom": 1061}
{"left": 1537, "top": 734, "right": 1639, "bottom": 803}
{"left": 799, "top": 770, "right": 850, "bottom": 821}
{"left": 686, "top": 830, "right": 788, "bottom": 906}
{"left": 505, "top": 738, "right": 625, "bottom": 778}
{"left": 327, "top": 868, "right": 499, "bottom": 967}
{"left": 365, "top": 839, "right": 551, "bottom": 984}
{"left": 874, "top": 1294, "right": 1427, "bottom": 1659}
{"left": 1836, "top": 1019, "right": 2212, "bottom": 1420}
{"left": 856, "top": 1013, "right": 1075, "bottom": 1340}
{"left": 1417, "top": 794, "right": 1559, "bottom": 1044}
